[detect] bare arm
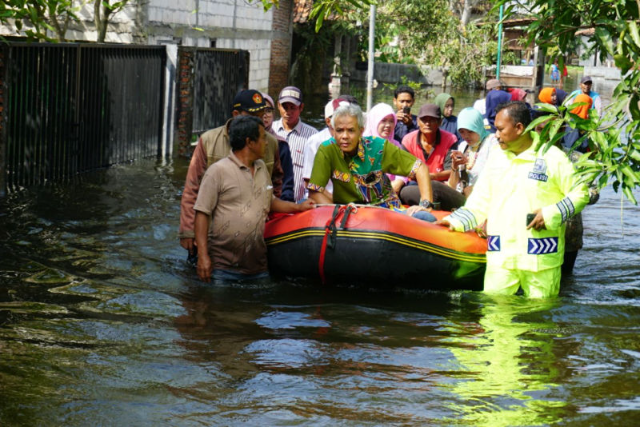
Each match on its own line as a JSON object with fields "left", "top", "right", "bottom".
{"left": 179, "top": 140, "right": 208, "bottom": 252}
{"left": 271, "top": 198, "right": 316, "bottom": 213}
{"left": 415, "top": 163, "right": 433, "bottom": 204}
{"left": 309, "top": 190, "right": 333, "bottom": 205}
{"left": 194, "top": 211, "right": 212, "bottom": 283}
{"left": 431, "top": 170, "right": 452, "bottom": 181}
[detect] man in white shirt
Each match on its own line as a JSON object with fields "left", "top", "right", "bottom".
{"left": 272, "top": 86, "right": 318, "bottom": 202}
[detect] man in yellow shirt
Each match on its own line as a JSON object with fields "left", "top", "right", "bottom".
{"left": 438, "top": 101, "right": 589, "bottom": 298}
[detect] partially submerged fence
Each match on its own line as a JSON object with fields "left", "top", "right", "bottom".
{"left": 0, "top": 43, "right": 166, "bottom": 193}
{"left": 176, "top": 47, "right": 249, "bottom": 156}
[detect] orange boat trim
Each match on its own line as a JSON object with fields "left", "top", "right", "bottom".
{"left": 265, "top": 228, "right": 486, "bottom": 264}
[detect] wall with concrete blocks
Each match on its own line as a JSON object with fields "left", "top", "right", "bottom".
{"left": 145, "top": 0, "right": 274, "bottom": 91}
{"left": 0, "top": 0, "right": 276, "bottom": 91}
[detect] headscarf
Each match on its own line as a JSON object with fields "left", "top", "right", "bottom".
{"left": 538, "top": 87, "right": 556, "bottom": 105}
{"left": 434, "top": 92, "right": 460, "bottom": 139}
{"left": 363, "top": 103, "right": 400, "bottom": 147}
{"left": 485, "top": 90, "right": 512, "bottom": 131}
{"left": 434, "top": 93, "right": 453, "bottom": 114}
{"left": 555, "top": 89, "right": 568, "bottom": 105}
{"left": 510, "top": 88, "right": 527, "bottom": 102}
{"left": 457, "top": 107, "right": 489, "bottom": 144}
{"left": 571, "top": 94, "right": 593, "bottom": 119}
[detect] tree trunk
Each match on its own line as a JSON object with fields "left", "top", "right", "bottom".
{"left": 460, "top": 0, "right": 472, "bottom": 26}
{"left": 94, "top": 0, "right": 111, "bottom": 43}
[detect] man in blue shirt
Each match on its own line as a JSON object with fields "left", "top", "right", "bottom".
{"left": 393, "top": 85, "right": 418, "bottom": 142}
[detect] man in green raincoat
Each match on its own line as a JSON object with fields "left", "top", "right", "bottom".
{"left": 438, "top": 101, "right": 589, "bottom": 298}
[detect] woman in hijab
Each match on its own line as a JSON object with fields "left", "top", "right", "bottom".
{"left": 538, "top": 87, "right": 568, "bottom": 107}
{"left": 448, "top": 108, "right": 498, "bottom": 198}
{"left": 509, "top": 88, "right": 527, "bottom": 102}
{"left": 561, "top": 94, "right": 598, "bottom": 274}
{"left": 434, "top": 93, "right": 461, "bottom": 141}
{"left": 484, "top": 89, "right": 512, "bottom": 132}
{"left": 538, "top": 87, "right": 557, "bottom": 105}
{"left": 363, "top": 103, "right": 408, "bottom": 194}
{"left": 563, "top": 94, "right": 593, "bottom": 152}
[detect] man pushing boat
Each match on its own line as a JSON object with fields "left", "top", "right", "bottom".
{"left": 306, "top": 103, "right": 437, "bottom": 222}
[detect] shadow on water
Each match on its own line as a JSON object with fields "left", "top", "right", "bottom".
{"left": 1, "top": 120, "right": 640, "bottom": 424}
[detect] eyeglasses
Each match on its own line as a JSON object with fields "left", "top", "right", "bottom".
{"left": 264, "top": 107, "right": 274, "bottom": 114}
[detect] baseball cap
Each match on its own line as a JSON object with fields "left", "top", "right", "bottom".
{"left": 486, "top": 79, "right": 502, "bottom": 90}
{"left": 232, "top": 89, "right": 266, "bottom": 113}
{"left": 580, "top": 76, "right": 593, "bottom": 84}
{"left": 278, "top": 86, "right": 303, "bottom": 106}
{"left": 324, "top": 96, "right": 356, "bottom": 118}
{"left": 261, "top": 92, "right": 275, "bottom": 108}
{"left": 418, "top": 103, "right": 441, "bottom": 119}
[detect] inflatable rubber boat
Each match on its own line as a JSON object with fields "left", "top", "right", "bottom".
{"left": 264, "top": 204, "right": 487, "bottom": 290}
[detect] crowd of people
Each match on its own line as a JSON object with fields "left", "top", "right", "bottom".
{"left": 179, "top": 76, "right": 602, "bottom": 298}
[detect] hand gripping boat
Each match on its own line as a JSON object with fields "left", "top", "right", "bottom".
{"left": 264, "top": 204, "right": 487, "bottom": 290}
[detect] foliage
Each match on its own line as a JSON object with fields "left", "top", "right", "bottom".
{"left": 308, "top": 0, "right": 375, "bottom": 33}
{"left": 351, "top": 0, "right": 499, "bottom": 87}
{"left": 0, "top": 0, "right": 130, "bottom": 43}
{"left": 381, "top": 75, "right": 434, "bottom": 99}
{"left": 94, "top": 0, "right": 129, "bottom": 43}
{"left": 0, "top": 0, "right": 81, "bottom": 41}
{"left": 497, "top": 0, "right": 640, "bottom": 203}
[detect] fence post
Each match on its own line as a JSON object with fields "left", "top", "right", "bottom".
{"left": 161, "top": 44, "right": 177, "bottom": 159}
{"left": 177, "top": 48, "right": 195, "bottom": 157}
{"left": 0, "top": 45, "right": 6, "bottom": 198}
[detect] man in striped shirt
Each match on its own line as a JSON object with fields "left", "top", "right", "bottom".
{"left": 272, "top": 86, "right": 318, "bottom": 202}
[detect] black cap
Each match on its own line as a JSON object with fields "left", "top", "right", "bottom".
{"left": 232, "top": 89, "right": 267, "bottom": 113}
{"left": 418, "top": 103, "right": 441, "bottom": 119}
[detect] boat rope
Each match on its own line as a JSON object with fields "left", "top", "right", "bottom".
{"left": 318, "top": 204, "right": 357, "bottom": 284}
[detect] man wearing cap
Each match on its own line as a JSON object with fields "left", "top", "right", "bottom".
{"left": 473, "top": 79, "right": 502, "bottom": 117}
{"left": 301, "top": 96, "right": 358, "bottom": 200}
{"left": 179, "top": 89, "right": 285, "bottom": 259}
{"left": 272, "top": 86, "right": 318, "bottom": 202}
{"left": 567, "top": 76, "right": 602, "bottom": 115}
{"left": 399, "top": 103, "right": 461, "bottom": 210}
{"left": 262, "top": 92, "right": 295, "bottom": 202}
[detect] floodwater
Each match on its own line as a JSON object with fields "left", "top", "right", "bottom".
{"left": 2, "top": 80, "right": 640, "bottom": 426}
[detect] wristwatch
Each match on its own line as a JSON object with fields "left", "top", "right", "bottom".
{"left": 419, "top": 199, "right": 434, "bottom": 209}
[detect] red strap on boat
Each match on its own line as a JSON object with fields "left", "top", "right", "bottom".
{"left": 318, "top": 205, "right": 345, "bottom": 284}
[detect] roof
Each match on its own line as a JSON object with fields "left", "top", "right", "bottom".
{"left": 294, "top": 0, "right": 313, "bottom": 24}
{"left": 576, "top": 28, "right": 595, "bottom": 36}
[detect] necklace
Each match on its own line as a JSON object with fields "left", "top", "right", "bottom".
{"left": 466, "top": 139, "right": 484, "bottom": 171}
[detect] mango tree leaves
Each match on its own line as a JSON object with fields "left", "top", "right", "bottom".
{"left": 497, "top": 0, "right": 640, "bottom": 204}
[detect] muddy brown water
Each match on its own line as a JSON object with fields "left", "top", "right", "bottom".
{"left": 1, "top": 78, "right": 639, "bottom": 426}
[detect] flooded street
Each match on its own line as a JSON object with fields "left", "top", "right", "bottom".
{"left": 2, "top": 76, "right": 640, "bottom": 425}
{"left": 1, "top": 154, "right": 639, "bottom": 426}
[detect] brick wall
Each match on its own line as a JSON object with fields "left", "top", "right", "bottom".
{"left": 177, "top": 49, "right": 195, "bottom": 157}
{"left": 269, "top": 0, "right": 293, "bottom": 97}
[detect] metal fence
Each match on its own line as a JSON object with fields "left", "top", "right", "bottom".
{"left": 0, "top": 43, "right": 166, "bottom": 192}
{"left": 182, "top": 47, "right": 250, "bottom": 137}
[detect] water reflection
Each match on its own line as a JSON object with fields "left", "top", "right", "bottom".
{"left": 1, "top": 155, "right": 639, "bottom": 425}
{"left": 446, "top": 295, "right": 567, "bottom": 426}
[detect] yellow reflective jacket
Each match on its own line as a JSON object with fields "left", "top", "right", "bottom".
{"left": 444, "top": 143, "right": 589, "bottom": 271}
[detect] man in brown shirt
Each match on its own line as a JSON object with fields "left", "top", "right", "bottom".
{"left": 194, "top": 116, "right": 315, "bottom": 282}
{"left": 179, "top": 90, "right": 285, "bottom": 259}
